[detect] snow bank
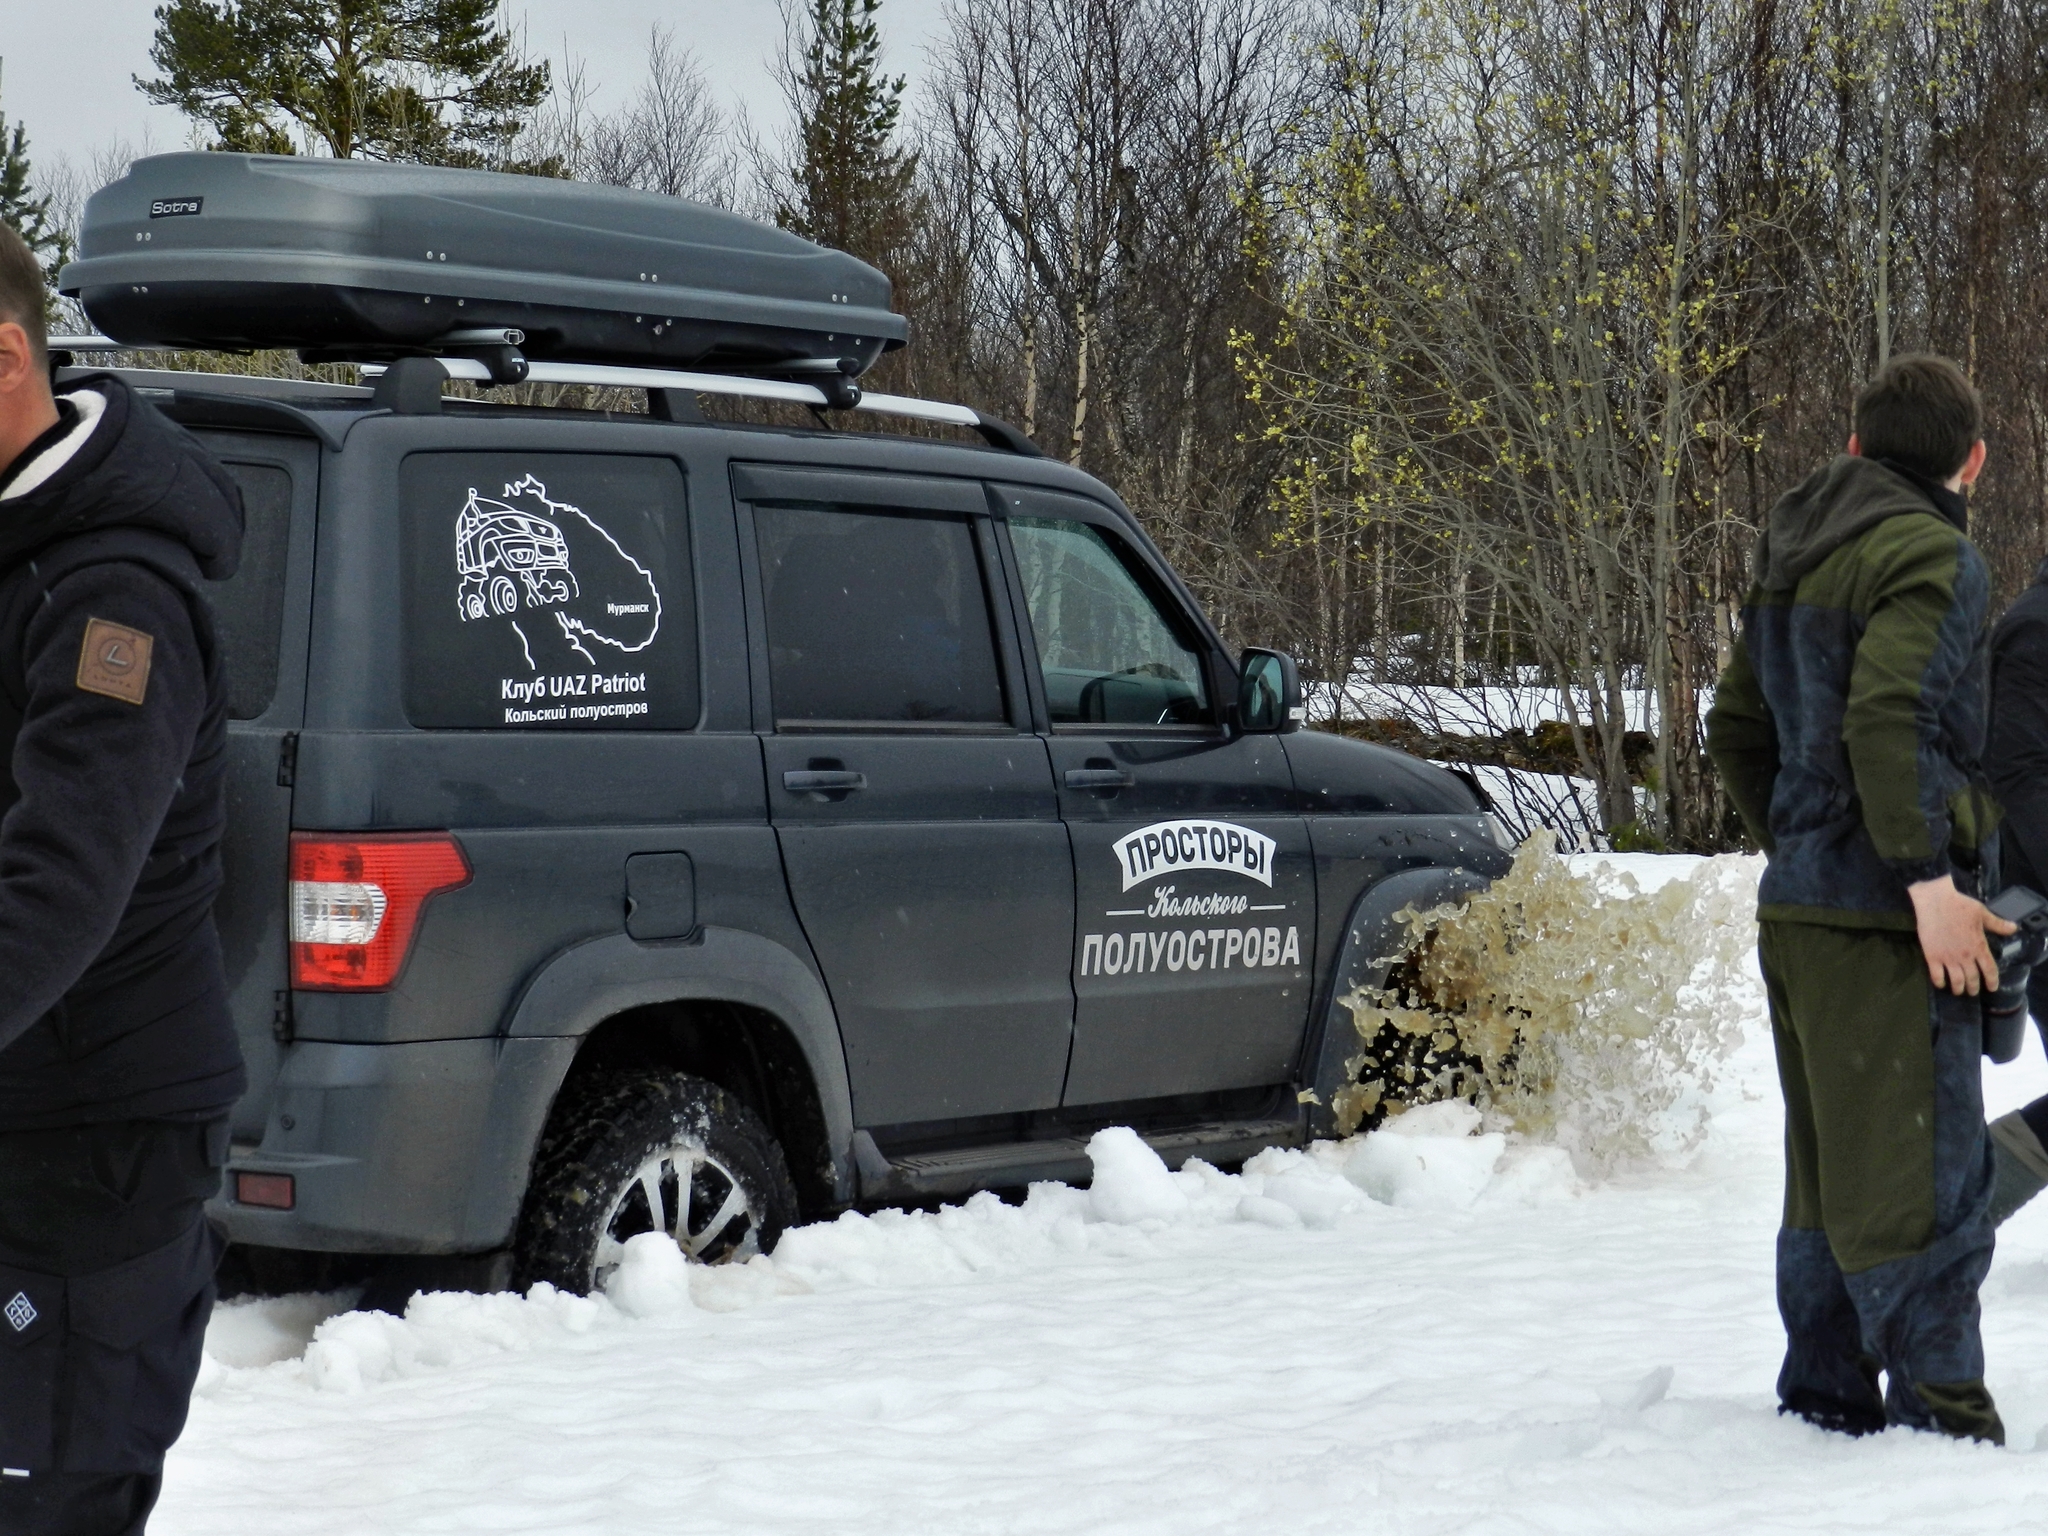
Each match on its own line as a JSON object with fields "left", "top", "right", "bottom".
{"left": 202, "top": 1291, "right": 355, "bottom": 1371}
{"left": 1313, "top": 680, "right": 1718, "bottom": 746}
{"left": 773, "top": 1114, "right": 1589, "bottom": 1292}
{"left": 202, "top": 1103, "right": 1586, "bottom": 1398}
{"left": 301, "top": 1285, "right": 604, "bottom": 1393}
{"left": 1316, "top": 681, "right": 1670, "bottom": 734}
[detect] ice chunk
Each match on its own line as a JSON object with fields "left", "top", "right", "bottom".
{"left": 1087, "top": 1127, "right": 1190, "bottom": 1223}
{"left": 606, "top": 1232, "right": 693, "bottom": 1318}
{"left": 1259, "top": 1172, "right": 1363, "bottom": 1228}
{"left": 1480, "top": 1145, "right": 1583, "bottom": 1206}
{"left": 1597, "top": 1364, "right": 1674, "bottom": 1413}
{"left": 304, "top": 1310, "right": 398, "bottom": 1393}
{"left": 1379, "top": 1100, "right": 1484, "bottom": 1139}
{"left": 1238, "top": 1149, "right": 1369, "bottom": 1228}
{"left": 689, "top": 1253, "right": 811, "bottom": 1312}
{"left": 1344, "top": 1120, "right": 1506, "bottom": 1208}
{"left": 204, "top": 1290, "right": 356, "bottom": 1369}
{"left": 1235, "top": 1194, "right": 1305, "bottom": 1229}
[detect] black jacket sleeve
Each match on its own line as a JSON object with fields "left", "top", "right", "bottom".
{"left": 0, "top": 561, "right": 208, "bottom": 1053}
{"left": 1989, "top": 603, "right": 2048, "bottom": 891}
{"left": 1705, "top": 624, "right": 1779, "bottom": 854}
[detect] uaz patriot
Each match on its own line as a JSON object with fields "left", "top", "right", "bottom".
{"left": 54, "top": 151, "right": 1514, "bottom": 1296}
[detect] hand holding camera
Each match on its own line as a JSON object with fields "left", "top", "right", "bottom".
{"left": 1985, "top": 885, "right": 2048, "bottom": 1062}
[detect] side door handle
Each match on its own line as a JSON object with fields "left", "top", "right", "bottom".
{"left": 1064, "top": 767, "right": 1135, "bottom": 791}
{"left": 783, "top": 769, "right": 868, "bottom": 793}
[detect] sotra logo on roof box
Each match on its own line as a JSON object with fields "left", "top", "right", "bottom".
{"left": 1113, "top": 820, "right": 1275, "bottom": 890}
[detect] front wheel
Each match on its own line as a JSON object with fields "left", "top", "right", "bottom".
{"left": 515, "top": 1071, "right": 799, "bottom": 1295}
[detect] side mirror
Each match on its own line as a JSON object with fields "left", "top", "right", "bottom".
{"left": 1238, "top": 648, "right": 1304, "bottom": 733}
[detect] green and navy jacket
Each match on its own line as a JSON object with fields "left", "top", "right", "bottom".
{"left": 1706, "top": 454, "right": 1998, "bottom": 928}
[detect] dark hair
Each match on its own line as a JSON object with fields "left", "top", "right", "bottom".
{"left": 0, "top": 223, "right": 48, "bottom": 368}
{"left": 1854, "top": 353, "right": 1982, "bottom": 480}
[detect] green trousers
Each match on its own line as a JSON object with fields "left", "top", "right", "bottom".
{"left": 1759, "top": 920, "right": 2001, "bottom": 1441}
{"left": 1765, "top": 920, "right": 1941, "bottom": 1267}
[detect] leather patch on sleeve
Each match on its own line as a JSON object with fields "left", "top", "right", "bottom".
{"left": 76, "top": 618, "right": 155, "bottom": 705}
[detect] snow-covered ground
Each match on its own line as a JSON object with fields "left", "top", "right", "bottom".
{"left": 156, "top": 855, "right": 2048, "bottom": 1534}
{"left": 1302, "top": 683, "right": 1664, "bottom": 850}
{"left": 1449, "top": 759, "right": 1608, "bottom": 851}
{"left": 1310, "top": 681, "right": 1675, "bottom": 735}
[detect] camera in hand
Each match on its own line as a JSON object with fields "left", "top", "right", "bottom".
{"left": 1986, "top": 885, "right": 2048, "bottom": 1063}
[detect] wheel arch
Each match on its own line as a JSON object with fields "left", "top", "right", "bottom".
{"left": 1300, "top": 865, "right": 1493, "bottom": 1139}
{"left": 497, "top": 928, "right": 855, "bottom": 1218}
{"left": 559, "top": 999, "right": 836, "bottom": 1216}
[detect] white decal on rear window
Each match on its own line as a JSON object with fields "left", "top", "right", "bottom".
{"left": 455, "top": 473, "right": 662, "bottom": 670}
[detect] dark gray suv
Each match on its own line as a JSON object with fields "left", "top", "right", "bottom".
{"left": 57, "top": 358, "right": 1510, "bottom": 1296}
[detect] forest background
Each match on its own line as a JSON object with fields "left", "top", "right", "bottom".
{"left": 4, "top": 0, "right": 2043, "bottom": 852}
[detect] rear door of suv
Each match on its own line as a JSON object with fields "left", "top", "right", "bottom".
{"left": 991, "top": 485, "right": 1316, "bottom": 1108}
{"left": 735, "top": 466, "right": 1075, "bottom": 1129}
{"left": 190, "top": 426, "right": 319, "bottom": 1142}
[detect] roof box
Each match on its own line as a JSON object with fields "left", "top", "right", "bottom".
{"left": 59, "top": 152, "right": 907, "bottom": 376}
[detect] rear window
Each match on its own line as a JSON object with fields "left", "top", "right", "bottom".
{"left": 207, "top": 460, "right": 292, "bottom": 721}
{"left": 400, "top": 453, "right": 698, "bottom": 729}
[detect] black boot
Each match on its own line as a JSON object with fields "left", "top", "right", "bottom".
{"left": 1777, "top": 1228, "right": 1888, "bottom": 1435}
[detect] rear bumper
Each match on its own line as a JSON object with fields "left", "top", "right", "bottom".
{"left": 211, "top": 1037, "right": 576, "bottom": 1254}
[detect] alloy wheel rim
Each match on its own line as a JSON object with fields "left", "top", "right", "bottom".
{"left": 590, "top": 1138, "right": 760, "bottom": 1290}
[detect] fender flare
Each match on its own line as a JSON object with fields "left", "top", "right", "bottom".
{"left": 490, "top": 926, "right": 857, "bottom": 1207}
{"left": 1302, "top": 866, "right": 1493, "bottom": 1139}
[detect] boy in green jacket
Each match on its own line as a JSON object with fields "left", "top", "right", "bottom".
{"left": 1707, "top": 354, "right": 2012, "bottom": 1443}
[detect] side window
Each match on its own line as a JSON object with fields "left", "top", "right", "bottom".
{"left": 1007, "top": 517, "right": 1211, "bottom": 726}
{"left": 754, "top": 504, "right": 1007, "bottom": 726}
{"left": 207, "top": 461, "right": 291, "bottom": 720}
{"left": 399, "top": 453, "right": 699, "bottom": 729}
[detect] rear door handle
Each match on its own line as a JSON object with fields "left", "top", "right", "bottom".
{"left": 1064, "top": 767, "right": 1135, "bottom": 790}
{"left": 783, "top": 769, "right": 867, "bottom": 792}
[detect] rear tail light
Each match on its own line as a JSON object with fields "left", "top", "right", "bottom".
{"left": 289, "top": 833, "right": 471, "bottom": 990}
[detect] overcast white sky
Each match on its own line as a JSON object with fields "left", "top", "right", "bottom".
{"left": 1, "top": 1, "right": 949, "bottom": 178}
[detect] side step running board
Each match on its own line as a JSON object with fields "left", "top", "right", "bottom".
{"left": 851, "top": 1117, "right": 1304, "bottom": 1203}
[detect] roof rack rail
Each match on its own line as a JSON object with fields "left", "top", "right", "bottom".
{"left": 48, "top": 336, "right": 1043, "bottom": 457}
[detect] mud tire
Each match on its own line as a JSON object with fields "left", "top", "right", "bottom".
{"left": 515, "top": 1070, "right": 799, "bottom": 1296}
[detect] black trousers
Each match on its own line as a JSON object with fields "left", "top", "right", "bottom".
{"left": 0, "top": 1118, "right": 228, "bottom": 1536}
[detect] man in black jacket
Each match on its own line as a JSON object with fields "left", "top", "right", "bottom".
{"left": 0, "top": 226, "right": 245, "bottom": 1534}
{"left": 1985, "top": 561, "right": 2048, "bottom": 1223}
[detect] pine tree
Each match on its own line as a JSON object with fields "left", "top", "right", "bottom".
{"left": 0, "top": 70, "right": 69, "bottom": 300}
{"left": 775, "top": 0, "right": 919, "bottom": 271}
{"left": 139, "top": 0, "right": 551, "bottom": 166}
